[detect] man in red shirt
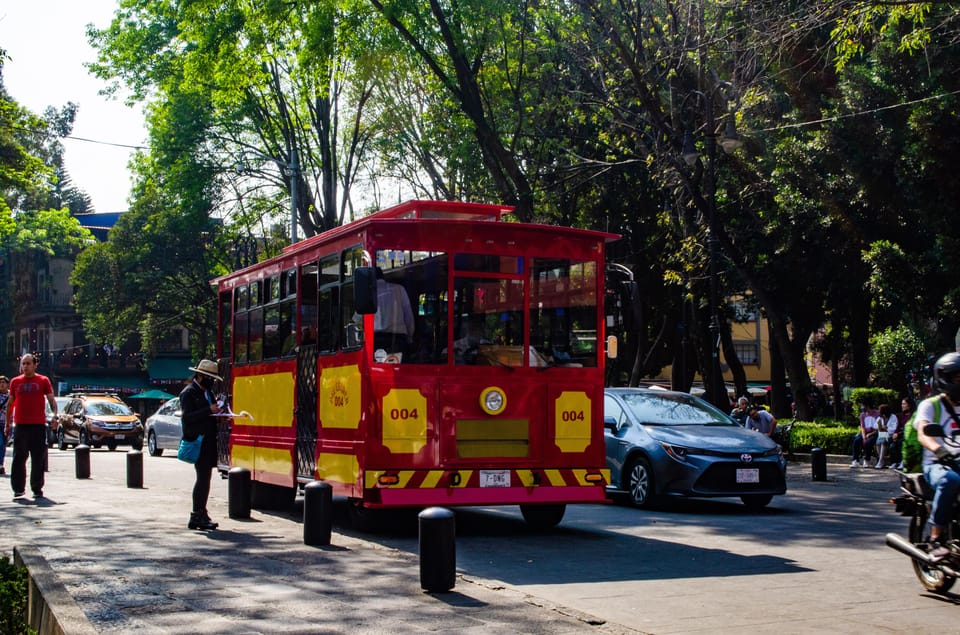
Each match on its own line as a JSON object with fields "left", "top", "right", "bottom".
{"left": 4, "top": 354, "right": 57, "bottom": 499}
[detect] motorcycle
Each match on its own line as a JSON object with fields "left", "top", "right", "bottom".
{"left": 885, "top": 424, "right": 960, "bottom": 593}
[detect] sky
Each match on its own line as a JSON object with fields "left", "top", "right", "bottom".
{"left": 0, "top": 1, "right": 147, "bottom": 214}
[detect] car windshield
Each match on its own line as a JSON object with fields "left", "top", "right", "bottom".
{"left": 86, "top": 401, "right": 133, "bottom": 416}
{"left": 619, "top": 391, "right": 735, "bottom": 426}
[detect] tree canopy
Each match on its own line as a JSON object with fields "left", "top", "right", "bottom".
{"left": 3, "top": 0, "right": 954, "bottom": 415}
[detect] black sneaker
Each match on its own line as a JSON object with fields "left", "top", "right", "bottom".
{"left": 32, "top": 491, "right": 43, "bottom": 499}
{"left": 13, "top": 491, "right": 24, "bottom": 499}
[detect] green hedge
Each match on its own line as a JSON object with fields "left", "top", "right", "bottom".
{"left": 0, "top": 554, "right": 30, "bottom": 635}
{"left": 785, "top": 419, "right": 858, "bottom": 455}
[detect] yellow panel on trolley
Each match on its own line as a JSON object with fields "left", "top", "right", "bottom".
{"left": 233, "top": 373, "right": 295, "bottom": 428}
{"left": 317, "top": 452, "right": 360, "bottom": 484}
{"left": 319, "top": 365, "right": 362, "bottom": 429}
{"left": 231, "top": 444, "right": 292, "bottom": 476}
{"left": 554, "top": 391, "right": 592, "bottom": 453}
{"left": 382, "top": 388, "right": 428, "bottom": 454}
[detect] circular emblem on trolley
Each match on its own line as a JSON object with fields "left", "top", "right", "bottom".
{"left": 740, "top": 453, "right": 753, "bottom": 463}
{"left": 480, "top": 386, "right": 507, "bottom": 416}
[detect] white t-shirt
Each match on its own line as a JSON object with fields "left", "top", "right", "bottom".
{"left": 915, "top": 396, "right": 960, "bottom": 464}
{"left": 373, "top": 279, "right": 415, "bottom": 338}
{"left": 876, "top": 413, "right": 898, "bottom": 437}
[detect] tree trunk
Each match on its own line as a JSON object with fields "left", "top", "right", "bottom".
{"left": 720, "top": 319, "right": 748, "bottom": 401}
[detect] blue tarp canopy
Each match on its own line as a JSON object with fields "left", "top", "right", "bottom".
{"left": 128, "top": 389, "right": 176, "bottom": 400}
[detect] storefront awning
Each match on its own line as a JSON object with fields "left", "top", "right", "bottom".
{"left": 147, "top": 358, "right": 193, "bottom": 382}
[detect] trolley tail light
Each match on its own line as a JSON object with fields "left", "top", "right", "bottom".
{"left": 584, "top": 471, "right": 605, "bottom": 484}
{"left": 377, "top": 473, "right": 400, "bottom": 486}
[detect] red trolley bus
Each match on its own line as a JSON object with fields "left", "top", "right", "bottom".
{"left": 213, "top": 200, "right": 618, "bottom": 528}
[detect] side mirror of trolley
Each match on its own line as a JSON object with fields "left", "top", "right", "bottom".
{"left": 354, "top": 266, "right": 378, "bottom": 315}
{"left": 605, "top": 335, "right": 618, "bottom": 359}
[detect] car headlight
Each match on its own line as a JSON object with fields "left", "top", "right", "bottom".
{"left": 479, "top": 386, "right": 507, "bottom": 415}
{"left": 660, "top": 443, "right": 690, "bottom": 462}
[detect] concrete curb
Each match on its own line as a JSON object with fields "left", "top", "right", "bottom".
{"left": 14, "top": 544, "right": 96, "bottom": 635}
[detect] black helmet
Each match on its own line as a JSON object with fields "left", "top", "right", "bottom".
{"left": 933, "top": 352, "right": 960, "bottom": 400}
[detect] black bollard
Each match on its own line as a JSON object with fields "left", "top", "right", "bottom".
{"left": 126, "top": 449, "right": 143, "bottom": 488}
{"left": 303, "top": 481, "right": 333, "bottom": 546}
{"left": 419, "top": 507, "right": 456, "bottom": 592}
{"left": 811, "top": 447, "right": 827, "bottom": 481}
{"left": 228, "top": 467, "right": 251, "bottom": 519}
{"left": 75, "top": 444, "right": 91, "bottom": 479}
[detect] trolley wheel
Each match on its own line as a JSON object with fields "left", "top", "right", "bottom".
{"left": 347, "top": 499, "right": 382, "bottom": 532}
{"left": 250, "top": 481, "right": 296, "bottom": 510}
{"left": 519, "top": 504, "right": 566, "bottom": 530}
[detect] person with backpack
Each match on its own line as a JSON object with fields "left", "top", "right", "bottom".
{"left": 915, "top": 352, "right": 960, "bottom": 561}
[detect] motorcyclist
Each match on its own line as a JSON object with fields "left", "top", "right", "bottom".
{"left": 916, "top": 352, "right": 960, "bottom": 560}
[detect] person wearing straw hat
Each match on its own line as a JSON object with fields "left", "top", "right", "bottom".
{"left": 180, "top": 359, "right": 224, "bottom": 530}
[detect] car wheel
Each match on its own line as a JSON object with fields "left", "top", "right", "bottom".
{"left": 57, "top": 427, "right": 67, "bottom": 451}
{"left": 79, "top": 428, "right": 90, "bottom": 447}
{"left": 741, "top": 494, "right": 773, "bottom": 510}
{"left": 147, "top": 431, "right": 163, "bottom": 456}
{"left": 624, "top": 455, "right": 656, "bottom": 508}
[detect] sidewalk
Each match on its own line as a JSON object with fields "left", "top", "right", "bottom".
{"left": 1, "top": 450, "right": 630, "bottom": 634}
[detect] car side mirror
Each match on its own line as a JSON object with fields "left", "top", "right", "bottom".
{"left": 923, "top": 423, "right": 945, "bottom": 438}
{"left": 604, "top": 416, "right": 618, "bottom": 430}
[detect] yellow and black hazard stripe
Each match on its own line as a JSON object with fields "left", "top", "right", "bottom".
{"left": 365, "top": 468, "right": 609, "bottom": 489}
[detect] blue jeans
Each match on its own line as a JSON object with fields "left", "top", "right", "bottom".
{"left": 923, "top": 462, "right": 960, "bottom": 530}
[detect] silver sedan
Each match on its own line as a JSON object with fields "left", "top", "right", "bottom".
{"left": 144, "top": 397, "right": 181, "bottom": 456}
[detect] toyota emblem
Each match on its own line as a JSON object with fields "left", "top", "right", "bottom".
{"left": 740, "top": 453, "right": 753, "bottom": 463}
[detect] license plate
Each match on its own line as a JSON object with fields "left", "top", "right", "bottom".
{"left": 114, "top": 435, "right": 125, "bottom": 440}
{"left": 480, "top": 470, "right": 510, "bottom": 488}
{"left": 736, "top": 468, "right": 760, "bottom": 484}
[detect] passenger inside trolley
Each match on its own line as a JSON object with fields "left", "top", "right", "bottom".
{"left": 372, "top": 267, "right": 415, "bottom": 360}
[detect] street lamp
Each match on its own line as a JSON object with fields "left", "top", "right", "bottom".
{"left": 681, "top": 80, "right": 742, "bottom": 408}
{"left": 237, "top": 146, "right": 300, "bottom": 244}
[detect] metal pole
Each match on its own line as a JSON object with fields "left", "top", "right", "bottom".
{"left": 289, "top": 146, "right": 299, "bottom": 244}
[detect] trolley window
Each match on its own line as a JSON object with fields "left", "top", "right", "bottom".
{"left": 529, "top": 258, "right": 598, "bottom": 367}
{"left": 341, "top": 246, "right": 364, "bottom": 351}
{"left": 219, "top": 291, "right": 232, "bottom": 359}
{"left": 316, "top": 255, "right": 338, "bottom": 353}
{"left": 372, "top": 250, "right": 448, "bottom": 365}
{"left": 301, "top": 262, "right": 319, "bottom": 351}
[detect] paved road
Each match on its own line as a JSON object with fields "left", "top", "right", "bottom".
{"left": 2, "top": 450, "right": 958, "bottom": 634}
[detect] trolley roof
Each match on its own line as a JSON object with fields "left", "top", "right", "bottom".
{"left": 216, "top": 200, "right": 619, "bottom": 283}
